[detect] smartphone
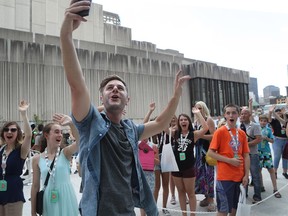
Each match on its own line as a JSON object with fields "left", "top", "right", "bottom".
{"left": 76, "top": 0, "right": 92, "bottom": 17}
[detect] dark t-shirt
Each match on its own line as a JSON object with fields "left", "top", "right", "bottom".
{"left": 173, "top": 130, "right": 195, "bottom": 171}
{"left": 0, "top": 146, "right": 25, "bottom": 204}
{"left": 270, "top": 119, "right": 287, "bottom": 138}
{"left": 98, "top": 123, "right": 135, "bottom": 216}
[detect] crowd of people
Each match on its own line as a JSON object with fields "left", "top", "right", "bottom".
{"left": 0, "top": 1, "right": 287, "bottom": 216}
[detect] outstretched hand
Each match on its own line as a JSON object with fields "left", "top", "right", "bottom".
{"left": 53, "top": 113, "right": 72, "bottom": 126}
{"left": 62, "top": 0, "right": 91, "bottom": 33}
{"left": 269, "top": 104, "right": 276, "bottom": 113}
{"left": 149, "top": 102, "right": 156, "bottom": 112}
{"left": 173, "top": 70, "right": 191, "bottom": 97}
{"left": 192, "top": 107, "right": 201, "bottom": 114}
{"left": 18, "top": 100, "right": 29, "bottom": 113}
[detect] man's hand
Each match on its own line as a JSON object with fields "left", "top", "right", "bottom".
{"left": 173, "top": 70, "right": 191, "bottom": 97}
{"left": 229, "top": 157, "right": 242, "bottom": 167}
{"left": 61, "top": 0, "right": 91, "bottom": 35}
{"left": 149, "top": 102, "right": 156, "bottom": 112}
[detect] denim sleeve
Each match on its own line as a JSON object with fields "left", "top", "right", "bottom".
{"left": 137, "top": 123, "right": 145, "bottom": 140}
{"left": 71, "top": 104, "right": 94, "bottom": 133}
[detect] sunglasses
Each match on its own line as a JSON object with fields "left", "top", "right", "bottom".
{"left": 3, "top": 128, "right": 18, "bottom": 133}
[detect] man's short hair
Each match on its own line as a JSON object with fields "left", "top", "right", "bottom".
{"left": 99, "top": 75, "right": 127, "bottom": 93}
{"left": 259, "top": 114, "right": 268, "bottom": 121}
{"left": 223, "top": 103, "right": 240, "bottom": 114}
{"left": 275, "top": 108, "right": 281, "bottom": 112}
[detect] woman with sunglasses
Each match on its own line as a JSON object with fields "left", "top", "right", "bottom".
{"left": 0, "top": 100, "right": 32, "bottom": 216}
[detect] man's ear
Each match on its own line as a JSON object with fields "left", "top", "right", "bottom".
{"left": 100, "top": 95, "right": 103, "bottom": 104}
{"left": 126, "top": 96, "right": 130, "bottom": 105}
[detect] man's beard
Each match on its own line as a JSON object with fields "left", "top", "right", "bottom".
{"left": 105, "top": 103, "right": 125, "bottom": 114}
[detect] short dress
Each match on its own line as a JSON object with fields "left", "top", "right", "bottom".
{"left": 38, "top": 151, "right": 79, "bottom": 216}
{"left": 0, "top": 146, "right": 25, "bottom": 205}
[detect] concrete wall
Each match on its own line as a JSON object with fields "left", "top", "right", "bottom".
{"left": 0, "top": 29, "right": 191, "bottom": 123}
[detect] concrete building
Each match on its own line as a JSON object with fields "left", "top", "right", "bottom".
{"left": 249, "top": 77, "right": 259, "bottom": 103}
{"left": 263, "top": 85, "right": 280, "bottom": 103}
{"left": 0, "top": 0, "right": 249, "bottom": 123}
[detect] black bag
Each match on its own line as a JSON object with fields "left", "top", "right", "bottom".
{"left": 36, "top": 156, "right": 56, "bottom": 215}
{"left": 36, "top": 190, "right": 44, "bottom": 215}
{"left": 282, "top": 142, "right": 288, "bottom": 160}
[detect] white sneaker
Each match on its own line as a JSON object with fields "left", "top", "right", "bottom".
{"left": 170, "top": 196, "right": 176, "bottom": 205}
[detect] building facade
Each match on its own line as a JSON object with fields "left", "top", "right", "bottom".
{"left": 249, "top": 77, "right": 259, "bottom": 103}
{"left": 0, "top": 0, "right": 249, "bottom": 123}
{"left": 263, "top": 85, "right": 280, "bottom": 98}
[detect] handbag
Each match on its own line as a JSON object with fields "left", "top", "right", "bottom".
{"left": 138, "top": 140, "right": 154, "bottom": 171}
{"left": 282, "top": 142, "right": 288, "bottom": 160}
{"left": 36, "top": 156, "right": 56, "bottom": 215}
{"left": 160, "top": 129, "right": 179, "bottom": 172}
{"left": 202, "top": 149, "right": 217, "bottom": 166}
{"left": 205, "top": 155, "right": 217, "bottom": 166}
{"left": 236, "top": 184, "right": 251, "bottom": 216}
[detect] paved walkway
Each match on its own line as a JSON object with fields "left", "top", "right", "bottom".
{"left": 22, "top": 157, "right": 288, "bottom": 216}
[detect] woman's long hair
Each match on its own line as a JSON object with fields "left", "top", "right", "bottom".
{"left": 175, "top": 113, "right": 194, "bottom": 138}
{"left": 39, "top": 123, "right": 58, "bottom": 152}
{"left": 0, "top": 121, "right": 23, "bottom": 148}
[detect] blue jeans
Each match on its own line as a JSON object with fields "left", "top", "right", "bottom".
{"left": 272, "top": 137, "right": 288, "bottom": 170}
{"left": 247, "top": 154, "right": 261, "bottom": 200}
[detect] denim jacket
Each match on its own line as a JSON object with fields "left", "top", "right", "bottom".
{"left": 72, "top": 104, "right": 158, "bottom": 216}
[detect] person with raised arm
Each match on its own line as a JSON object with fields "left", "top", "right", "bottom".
{"left": 60, "top": 1, "right": 191, "bottom": 215}
{"left": 0, "top": 100, "right": 32, "bottom": 216}
{"left": 267, "top": 104, "right": 288, "bottom": 179}
{"left": 170, "top": 108, "right": 208, "bottom": 216}
{"left": 30, "top": 113, "right": 79, "bottom": 216}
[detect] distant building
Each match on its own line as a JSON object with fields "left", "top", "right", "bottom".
{"left": 276, "top": 97, "right": 287, "bottom": 104}
{"left": 263, "top": 85, "right": 280, "bottom": 103}
{"left": 249, "top": 77, "right": 259, "bottom": 103}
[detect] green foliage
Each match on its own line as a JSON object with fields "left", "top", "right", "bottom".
{"left": 33, "top": 114, "right": 43, "bottom": 126}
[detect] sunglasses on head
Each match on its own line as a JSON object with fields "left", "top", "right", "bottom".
{"left": 3, "top": 128, "right": 17, "bottom": 133}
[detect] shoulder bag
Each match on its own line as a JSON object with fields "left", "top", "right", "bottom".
{"left": 161, "top": 129, "right": 179, "bottom": 172}
{"left": 36, "top": 156, "right": 56, "bottom": 215}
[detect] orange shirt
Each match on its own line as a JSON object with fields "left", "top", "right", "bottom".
{"left": 210, "top": 126, "right": 249, "bottom": 182}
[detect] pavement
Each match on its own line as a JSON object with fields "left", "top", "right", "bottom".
{"left": 22, "top": 152, "right": 288, "bottom": 216}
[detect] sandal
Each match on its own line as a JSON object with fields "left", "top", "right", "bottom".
{"left": 273, "top": 190, "right": 282, "bottom": 198}
{"left": 207, "top": 203, "right": 216, "bottom": 212}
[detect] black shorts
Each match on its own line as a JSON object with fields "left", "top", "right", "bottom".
{"left": 171, "top": 166, "right": 196, "bottom": 178}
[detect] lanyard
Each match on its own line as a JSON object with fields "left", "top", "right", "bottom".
{"left": 225, "top": 125, "right": 240, "bottom": 153}
{"left": 156, "top": 132, "right": 165, "bottom": 147}
{"left": 1, "top": 145, "right": 8, "bottom": 180}
{"left": 45, "top": 147, "right": 60, "bottom": 186}
{"left": 180, "top": 132, "right": 189, "bottom": 146}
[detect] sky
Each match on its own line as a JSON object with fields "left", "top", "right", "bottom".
{"left": 92, "top": 0, "right": 288, "bottom": 97}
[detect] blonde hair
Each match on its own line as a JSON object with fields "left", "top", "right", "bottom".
{"left": 195, "top": 101, "right": 211, "bottom": 118}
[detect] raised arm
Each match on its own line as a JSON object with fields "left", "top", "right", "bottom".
{"left": 248, "top": 98, "right": 256, "bottom": 123}
{"left": 192, "top": 107, "right": 209, "bottom": 141}
{"left": 140, "top": 70, "right": 191, "bottom": 140}
{"left": 267, "top": 104, "right": 276, "bottom": 123}
{"left": 53, "top": 113, "right": 79, "bottom": 160}
{"left": 19, "top": 100, "right": 32, "bottom": 159}
{"left": 143, "top": 102, "right": 156, "bottom": 124}
{"left": 60, "top": 0, "right": 92, "bottom": 122}
{"left": 272, "top": 107, "right": 286, "bottom": 124}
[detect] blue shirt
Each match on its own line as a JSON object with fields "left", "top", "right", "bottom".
{"left": 72, "top": 104, "right": 158, "bottom": 216}
{"left": 258, "top": 126, "right": 274, "bottom": 153}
